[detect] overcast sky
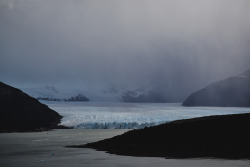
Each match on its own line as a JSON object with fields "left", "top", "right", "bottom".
{"left": 0, "top": 0, "right": 250, "bottom": 100}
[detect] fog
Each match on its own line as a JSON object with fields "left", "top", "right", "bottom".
{"left": 0, "top": 0, "right": 250, "bottom": 101}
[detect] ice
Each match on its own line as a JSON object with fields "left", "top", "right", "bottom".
{"left": 42, "top": 101, "right": 250, "bottom": 129}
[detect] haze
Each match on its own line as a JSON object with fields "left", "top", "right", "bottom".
{"left": 0, "top": 0, "right": 250, "bottom": 101}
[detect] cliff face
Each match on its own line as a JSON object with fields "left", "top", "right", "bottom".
{"left": 183, "top": 69, "right": 250, "bottom": 107}
{"left": 0, "top": 82, "right": 62, "bottom": 132}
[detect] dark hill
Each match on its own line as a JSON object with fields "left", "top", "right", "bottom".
{"left": 0, "top": 82, "right": 63, "bottom": 132}
{"left": 74, "top": 113, "right": 250, "bottom": 159}
{"left": 183, "top": 69, "right": 250, "bottom": 107}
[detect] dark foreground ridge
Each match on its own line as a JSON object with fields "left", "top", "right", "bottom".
{"left": 73, "top": 113, "right": 250, "bottom": 159}
{"left": 0, "top": 82, "right": 65, "bottom": 132}
{"left": 183, "top": 69, "right": 250, "bottom": 107}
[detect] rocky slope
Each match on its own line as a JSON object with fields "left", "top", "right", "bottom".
{"left": 183, "top": 69, "right": 250, "bottom": 107}
{"left": 0, "top": 82, "right": 63, "bottom": 132}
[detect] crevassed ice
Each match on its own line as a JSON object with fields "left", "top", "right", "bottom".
{"left": 42, "top": 101, "right": 250, "bottom": 129}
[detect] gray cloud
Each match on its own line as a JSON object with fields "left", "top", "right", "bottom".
{"left": 1, "top": 0, "right": 250, "bottom": 101}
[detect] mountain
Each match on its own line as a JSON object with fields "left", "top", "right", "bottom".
{"left": 121, "top": 90, "right": 170, "bottom": 103}
{"left": 22, "top": 85, "right": 178, "bottom": 103}
{"left": 74, "top": 113, "right": 250, "bottom": 159}
{"left": 22, "top": 86, "right": 177, "bottom": 103}
{"left": 0, "top": 82, "right": 63, "bottom": 132}
{"left": 22, "top": 86, "right": 62, "bottom": 99}
{"left": 22, "top": 86, "right": 90, "bottom": 101}
{"left": 182, "top": 69, "right": 250, "bottom": 107}
{"left": 66, "top": 94, "right": 90, "bottom": 101}
{"left": 22, "top": 86, "right": 118, "bottom": 102}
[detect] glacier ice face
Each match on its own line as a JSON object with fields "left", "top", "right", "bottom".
{"left": 42, "top": 101, "right": 250, "bottom": 129}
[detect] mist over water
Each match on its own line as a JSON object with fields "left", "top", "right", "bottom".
{"left": 1, "top": 0, "right": 250, "bottom": 101}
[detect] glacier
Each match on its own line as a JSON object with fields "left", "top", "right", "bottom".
{"left": 41, "top": 101, "right": 250, "bottom": 129}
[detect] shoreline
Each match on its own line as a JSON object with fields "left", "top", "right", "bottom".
{"left": 1, "top": 129, "right": 250, "bottom": 167}
{"left": 79, "top": 113, "right": 250, "bottom": 159}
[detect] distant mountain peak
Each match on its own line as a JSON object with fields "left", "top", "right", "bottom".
{"left": 238, "top": 69, "right": 250, "bottom": 77}
{"left": 44, "top": 86, "right": 59, "bottom": 94}
{"left": 182, "top": 69, "right": 250, "bottom": 107}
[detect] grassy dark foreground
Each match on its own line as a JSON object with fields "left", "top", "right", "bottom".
{"left": 69, "top": 113, "right": 250, "bottom": 159}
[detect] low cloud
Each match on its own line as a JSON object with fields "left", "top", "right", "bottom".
{"left": 0, "top": 0, "right": 250, "bottom": 101}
